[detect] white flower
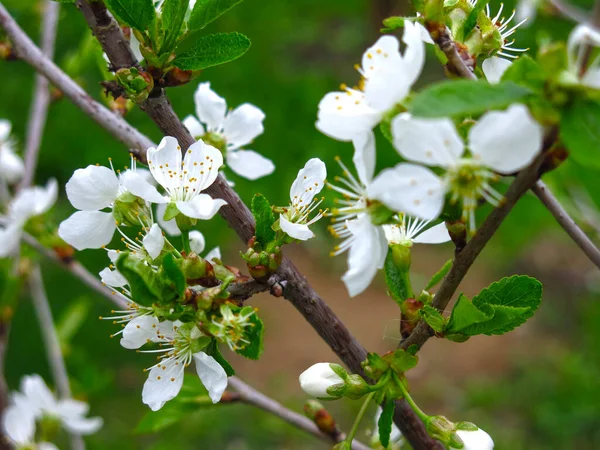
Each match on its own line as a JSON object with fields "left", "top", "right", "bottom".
{"left": 377, "top": 104, "right": 543, "bottom": 230}
{"left": 279, "top": 158, "right": 327, "bottom": 240}
{"left": 484, "top": 5, "right": 528, "bottom": 60}
{"left": 59, "top": 157, "right": 160, "bottom": 250}
{"left": 298, "top": 363, "right": 345, "bottom": 399}
{"left": 0, "top": 119, "right": 24, "bottom": 185}
{"left": 451, "top": 428, "right": 494, "bottom": 450}
{"left": 139, "top": 136, "right": 227, "bottom": 221}
{"left": 183, "top": 82, "right": 275, "bottom": 180}
{"left": 0, "top": 179, "right": 57, "bottom": 258}
{"left": 209, "top": 304, "right": 255, "bottom": 352}
{"left": 138, "top": 321, "right": 228, "bottom": 411}
{"left": 383, "top": 215, "right": 450, "bottom": 247}
{"left": 567, "top": 25, "right": 600, "bottom": 89}
{"left": 316, "top": 22, "right": 425, "bottom": 142}
{"left": 9, "top": 375, "right": 102, "bottom": 437}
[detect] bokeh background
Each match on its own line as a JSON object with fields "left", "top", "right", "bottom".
{"left": 1, "top": 0, "right": 600, "bottom": 448}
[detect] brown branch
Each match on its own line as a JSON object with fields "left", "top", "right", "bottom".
{"left": 426, "top": 22, "right": 476, "bottom": 80}
{"left": 227, "top": 376, "right": 372, "bottom": 450}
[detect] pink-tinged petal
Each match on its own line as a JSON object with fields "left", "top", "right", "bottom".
{"left": 58, "top": 211, "right": 117, "bottom": 250}
{"left": 65, "top": 165, "right": 119, "bottom": 211}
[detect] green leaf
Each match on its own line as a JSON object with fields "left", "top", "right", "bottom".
{"left": 409, "top": 80, "right": 531, "bottom": 118}
{"left": 251, "top": 194, "right": 276, "bottom": 248}
{"left": 56, "top": 298, "right": 91, "bottom": 347}
{"left": 188, "top": 0, "right": 244, "bottom": 30}
{"left": 162, "top": 253, "right": 186, "bottom": 300}
{"left": 173, "top": 32, "right": 251, "bottom": 71}
{"left": 425, "top": 259, "right": 452, "bottom": 290}
{"left": 104, "top": 0, "right": 156, "bottom": 31}
{"left": 561, "top": 99, "right": 600, "bottom": 169}
{"left": 206, "top": 339, "right": 235, "bottom": 376}
{"left": 381, "top": 16, "right": 405, "bottom": 32}
{"left": 445, "top": 294, "right": 493, "bottom": 334}
{"left": 235, "top": 306, "right": 264, "bottom": 360}
{"left": 384, "top": 249, "right": 411, "bottom": 305}
{"left": 461, "top": 304, "right": 532, "bottom": 336}
{"left": 462, "top": 0, "right": 490, "bottom": 40}
{"left": 419, "top": 305, "right": 446, "bottom": 333}
{"left": 387, "top": 348, "right": 418, "bottom": 374}
{"left": 378, "top": 399, "right": 395, "bottom": 448}
{"left": 500, "top": 56, "right": 546, "bottom": 91}
{"left": 160, "top": 0, "right": 189, "bottom": 53}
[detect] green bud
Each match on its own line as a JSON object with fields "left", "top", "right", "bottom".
{"left": 426, "top": 415, "right": 455, "bottom": 443}
{"left": 240, "top": 245, "right": 282, "bottom": 282}
{"left": 201, "top": 131, "right": 227, "bottom": 152}
{"left": 390, "top": 244, "right": 411, "bottom": 271}
{"left": 115, "top": 67, "right": 154, "bottom": 103}
{"left": 112, "top": 192, "right": 152, "bottom": 227}
{"left": 361, "top": 352, "right": 390, "bottom": 380}
{"left": 175, "top": 212, "right": 196, "bottom": 232}
{"left": 344, "top": 374, "right": 372, "bottom": 400}
{"left": 367, "top": 200, "right": 396, "bottom": 226}
{"left": 182, "top": 253, "right": 215, "bottom": 284}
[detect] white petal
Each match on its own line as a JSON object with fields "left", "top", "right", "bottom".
{"left": 391, "top": 113, "right": 463, "bottom": 167}
{"left": 412, "top": 222, "right": 451, "bottom": 244}
{"left": 0, "top": 146, "right": 24, "bottom": 185}
{"left": 65, "top": 165, "right": 119, "bottom": 211}
{"left": 58, "top": 211, "right": 117, "bottom": 250}
{"left": 157, "top": 203, "right": 181, "bottom": 236}
{"left": 189, "top": 230, "right": 206, "bottom": 254}
{"left": 316, "top": 90, "right": 383, "bottom": 141}
{"left": 582, "top": 67, "right": 600, "bottom": 89}
{"left": 193, "top": 352, "right": 228, "bottom": 403}
{"left": 120, "top": 315, "right": 161, "bottom": 349}
{"left": 120, "top": 170, "right": 167, "bottom": 204}
{"left": 99, "top": 267, "right": 127, "bottom": 288}
{"left": 361, "top": 35, "right": 403, "bottom": 80}
{"left": 183, "top": 139, "right": 223, "bottom": 191}
{"left": 367, "top": 163, "right": 446, "bottom": 220}
{"left": 147, "top": 136, "right": 183, "bottom": 192}
{"left": 568, "top": 25, "right": 600, "bottom": 74}
{"left": 414, "top": 20, "right": 434, "bottom": 44}
{"left": 0, "top": 119, "right": 11, "bottom": 141}
{"left": 223, "top": 103, "right": 265, "bottom": 149}
{"left": 56, "top": 398, "right": 89, "bottom": 418}
{"left": 468, "top": 104, "right": 543, "bottom": 174}
{"left": 56, "top": 399, "right": 103, "bottom": 435}
{"left": 10, "top": 179, "right": 58, "bottom": 223}
{"left": 516, "top": 0, "right": 537, "bottom": 24}
{"left": 21, "top": 374, "right": 56, "bottom": 412}
{"left": 226, "top": 150, "right": 275, "bottom": 180}
{"left": 289, "top": 158, "right": 327, "bottom": 205}
{"left": 342, "top": 216, "right": 388, "bottom": 297}
{"left": 0, "top": 223, "right": 22, "bottom": 258}
{"left": 352, "top": 131, "right": 376, "bottom": 186}
{"left": 38, "top": 443, "right": 60, "bottom": 450}
{"left": 142, "top": 224, "right": 164, "bottom": 259}
{"left": 183, "top": 115, "right": 205, "bottom": 139}
{"left": 400, "top": 21, "right": 427, "bottom": 87}
{"left": 452, "top": 428, "right": 495, "bottom": 450}
{"left": 176, "top": 195, "right": 227, "bottom": 220}
{"left": 482, "top": 57, "right": 512, "bottom": 83}
{"left": 204, "top": 246, "right": 221, "bottom": 262}
{"left": 142, "top": 358, "right": 185, "bottom": 411}
{"left": 3, "top": 403, "right": 35, "bottom": 444}
{"left": 130, "top": 32, "right": 143, "bottom": 62}
{"left": 194, "top": 82, "right": 227, "bottom": 131}
{"left": 280, "top": 214, "right": 314, "bottom": 240}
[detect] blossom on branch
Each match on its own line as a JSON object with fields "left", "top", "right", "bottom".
{"left": 567, "top": 24, "right": 600, "bottom": 89}
{"left": 0, "top": 119, "right": 24, "bottom": 185}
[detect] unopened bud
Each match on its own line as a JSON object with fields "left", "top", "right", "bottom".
{"left": 450, "top": 425, "right": 494, "bottom": 450}
{"left": 182, "top": 253, "right": 216, "bottom": 285}
{"left": 400, "top": 298, "right": 424, "bottom": 338}
{"left": 112, "top": 192, "right": 152, "bottom": 227}
{"left": 163, "top": 67, "right": 194, "bottom": 87}
{"left": 425, "top": 415, "right": 455, "bottom": 443}
{"left": 115, "top": 67, "right": 154, "bottom": 103}
{"left": 303, "top": 400, "right": 340, "bottom": 438}
{"left": 299, "top": 363, "right": 347, "bottom": 399}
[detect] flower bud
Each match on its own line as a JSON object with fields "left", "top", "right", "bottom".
{"left": 303, "top": 400, "right": 340, "bottom": 439}
{"left": 425, "top": 415, "right": 455, "bottom": 443}
{"left": 182, "top": 253, "right": 216, "bottom": 286}
{"left": 299, "top": 363, "right": 346, "bottom": 399}
{"left": 112, "top": 192, "right": 152, "bottom": 227}
{"left": 115, "top": 67, "right": 154, "bottom": 103}
{"left": 451, "top": 425, "right": 494, "bottom": 450}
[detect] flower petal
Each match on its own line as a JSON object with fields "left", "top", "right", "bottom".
{"left": 468, "top": 104, "right": 543, "bottom": 174}
{"left": 0, "top": 119, "right": 11, "bottom": 141}
{"left": 361, "top": 35, "right": 403, "bottom": 80}
{"left": 143, "top": 224, "right": 164, "bottom": 259}
{"left": 482, "top": 56, "right": 512, "bottom": 83}
{"left": 176, "top": 194, "right": 227, "bottom": 220}
{"left": 58, "top": 211, "right": 117, "bottom": 250}
{"left": 400, "top": 21, "right": 427, "bottom": 87}
{"left": 352, "top": 131, "right": 376, "bottom": 186}
{"left": 121, "top": 315, "right": 160, "bottom": 349}
{"left": 147, "top": 136, "right": 183, "bottom": 192}
{"left": 193, "top": 352, "right": 228, "bottom": 403}
{"left": 99, "top": 267, "right": 127, "bottom": 288}
{"left": 142, "top": 358, "right": 185, "bottom": 411}
{"left": 61, "top": 415, "right": 103, "bottom": 435}
{"left": 20, "top": 374, "right": 56, "bottom": 413}
{"left": 280, "top": 214, "right": 314, "bottom": 240}
{"left": 226, "top": 150, "right": 275, "bottom": 180}
{"left": 223, "top": 103, "right": 265, "bottom": 149}
{"left": 183, "top": 115, "right": 205, "bottom": 139}
{"left": 10, "top": 179, "right": 58, "bottom": 223}
{"left": 120, "top": 170, "right": 167, "bottom": 204}
{"left": 3, "top": 402, "right": 35, "bottom": 445}
{"left": 368, "top": 163, "right": 446, "bottom": 220}
{"left": 205, "top": 246, "right": 221, "bottom": 262}
{"left": 183, "top": 139, "right": 223, "bottom": 191}
{"left": 0, "top": 223, "right": 22, "bottom": 258}
{"left": 157, "top": 203, "right": 181, "bottom": 236}
{"left": 413, "top": 222, "right": 451, "bottom": 244}
{"left": 189, "top": 230, "right": 206, "bottom": 254}
{"left": 65, "top": 165, "right": 119, "bottom": 211}
{"left": 194, "top": 82, "right": 227, "bottom": 131}
{"left": 391, "top": 113, "right": 463, "bottom": 167}
{"left": 289, "top": 158, "right": 327, "bottom": 205}
{"left": 0, "top": 146, "right": 24, "bottom": 185}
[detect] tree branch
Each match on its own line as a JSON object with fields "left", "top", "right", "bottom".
{"left": 548, "top": 0, "right": 590, "bottom": 24}
{"left": 227, "top": 376, "right": 372, "bottom": 450}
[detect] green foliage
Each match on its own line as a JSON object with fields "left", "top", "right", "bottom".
{"left": 387, "top": 349, "right": 418, "bottom": 374}
{"left": 384, "top": 249, "right": 412, "bottom": 305}
{"left": 419, "top": 305, "right": 446, "bottom": 333}
{"left": 378, "top": 399, "right": 395, "bottom": 448}
{"left": 56, "top": 298, "right": 91, "bottom": 347}
{"left": 205, "top": 339, "right": 235, "bottom": 376}
{"left": 381, "top": 16, "right": 405, "bottom": 32}
{"left": 462, "top": 0, "right": 490, "bottom": 40}
{"left": 425, "top": 259, "right": 452, "bottom": 290}
{"left": 501, "top": 56, "right": 546, "bottom": 92}
{"left": 104, "top": 0, "right": 156, "bottom": 32}
{"left": 560, "top": 99, "right": 600, "bottom": 169}
{"left": 188, "top": 0, "right": 245, "bottom": 30}
{"left": 445, "top": 275, "right": 543, "bottom": 337}
{"left": 251, "top": 193, "right": 276, "bottom": 248}
{"left": 162, "top": 253, "right": 187, "bottom": 300}
{"left": 161, "top": 0, "right": 190, "bottom": 53}
{"left": 235, "top": 306, "right": 265, "bottom": 360}
{"left": 410, "top": 80, "right": 531, "bottom": 118}
{"left": 173, "top": 32, "right": 251, "bottom": 70}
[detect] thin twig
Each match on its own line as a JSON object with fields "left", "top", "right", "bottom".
{"left": 532, "top": 181, "right": 600, "bottom": 269}
{"left": 227, "top": 377, "right": 372, "bottom": 450}
{"left": 548, "top": 0, "right": 590, "bottom": 24}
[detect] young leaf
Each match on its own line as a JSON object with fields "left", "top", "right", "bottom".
{"left": 500, "top": 56, "right": 546, "bottom": 91}
{"left": 425, "top": 259, "right": 453, "bottom": 290}
{"left": 235, "top": 306, "right": 264, "bottom": 360}
{"left": 162, "top": 252, "right": 186, "bottom": 301}
{"left": 104, "top": 0, "right": 156, "bottom": 31}
{"left": 384, "top": 249, "right": 411, "bottom": 305}
{"left": 419, "top": 305, "right": 446, "bottom": 333}
{"left": 445, "top": 294, "right": 493, "bottom": 335}
{"left": 251, "top": 194, "right": 276, "bottom": 248}
{"left": 387, "top": 349, "right": 418, "bottom": 374}
{"left": 378, "top": 399, "right": 395, "bottom": 448}
{"left": 188, "top": 0, "right": 244, "bottom": 30}
{"left": 561, "top": 99, "right": 600, "bottom": 169}
{"left": 173, "top": 32, "right": 251, "bottom": 71}
{"left": 161, "top": 0, "right": 189, "bottom": 54}
{"left": 461, "top": 0, "right": 490, "bottom": 40}
{"left": 409, "top": 80, "right": 531, "bottom": 118}
{"left": 205, "top": 339, "right": 235, "bottom": 376}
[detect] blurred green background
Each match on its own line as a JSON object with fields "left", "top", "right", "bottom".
{"left": 1, "top": 0, "right": 600, "bottom": 448}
